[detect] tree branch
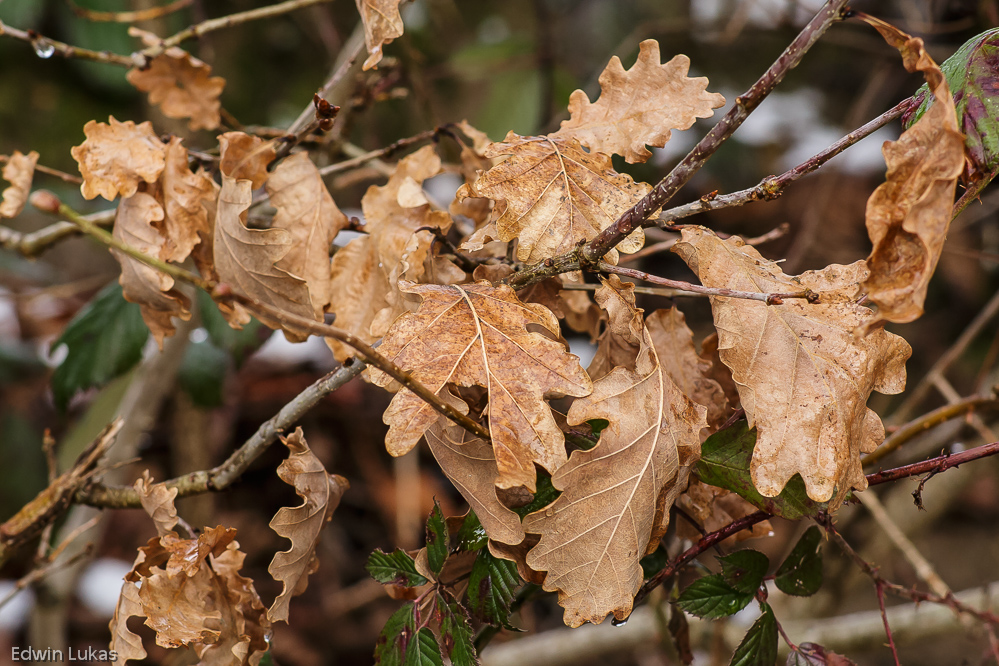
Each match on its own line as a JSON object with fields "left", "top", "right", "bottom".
{"left": 0, "top": 210, "right": 114, "bottom": 258}
{"left": 865, "top": 441, "right": 999, "bottom": 487}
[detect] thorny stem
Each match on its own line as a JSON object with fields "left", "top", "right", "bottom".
{"left": 598, "top": 261, "right": 820, "bottom": 305}
{"left": 865, "top": 441, "right": 999, "bottom": 487}
{"left": 653, "top": 98, "right": 913, "bottom": 227}
{"left": 580, "top": 0, "right": 852, "bottom": 266}
{"left": 876, "top": 580, "right": 903, "bottom": 666}
{"left": 863, "top": 393, "right": 998, "bottom": 466}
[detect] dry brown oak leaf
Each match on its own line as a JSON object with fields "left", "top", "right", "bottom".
{"left": 458, "top": 133, "right": 650, "bottom": 265}
{"left": 134, "top": 470, "right": 179, "bottom": 536}
{"left": 0, "top": 150, "right": 38, "bottom": 218}
{"left": 647, "top": 306, "right": 729, "bottom": 432}
{"left": 860, "top": 23, "right": 965, "bottom": 331}
{"left": 371, "top": 281, "right": 593, "bottom": 493}
{"left": 112, "top": 190, "right": 192, "bottom": 348}
{"left": 159, "top": 137, "right": 214, "bottom": 262}
{"left": 268, "top": 427, "right": 349, "bottom": 624}
{"left": 524, "top": 277, "right": 705, "bottom": 627}
{"left": 425, "top": 392, "right": 526, "bottom": 546}
{"left": 126, "top": 27, "right": 225, "bottom": 131}
{"left": 266, "top": 151, "right": 349, "bottom": 319}
{"left": 554, "top": 39, "right": 725, "bottom": 164}
{"left": 215, "top": 173, "right": 315, "bottom": 334}
{"left": 676, "top": 478, "right": 772, "bottom": 543}
{"left": 673, "top": 227, "right": 911, "bottom": 503}
{"left": 327, "top": 145, "right": 462, "bottom": 362}
{"left": 355, "top": 0, "right": 404, "bottom": 70}
{"left": 71, "top": 117, "right": 165, "bottom": 201}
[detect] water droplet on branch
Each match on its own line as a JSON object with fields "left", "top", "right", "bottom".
{"left": 32, "top": 38, "right": 55, "bottom": 59}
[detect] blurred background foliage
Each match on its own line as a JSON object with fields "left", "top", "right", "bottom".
{"left": 0, "top": 1, "right": 998, "bottom": 664}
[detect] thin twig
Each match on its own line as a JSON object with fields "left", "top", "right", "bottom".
{"left": 318, "top": 131, "right": 438, "bottom": 177}
{"left": 0, "top": 210, "right": 114, "bottom": 258}
{"left": 0, "top": 155, "right": 83, "bottom": 184}
{"left": 0, "top": 545, "right": 93, "bottom": 611}
{"left": 875, "top": 581, "right": 903, "bottom": 666}
{"left": 653, "top": 98, "right": 912, "bottom": 227}
{"left": 0, "top": 20, "right": 138, "bottom": 66}
{"left": 864, "top": 393, "right": 998, "bottom": 466}
{"left": 66, "top": 0, "right": 193, "bottom": 23}
{"left": 560, "top": 281, "right": 692, "bottom": 299}
{"left": 865, "top": 441, "right": 999, "bottom": 487}
{"left": 580, "top": 0, "right": 852, "bottom": 265}
{"left": 287, "top": 30, "right": 364, "bottom": 135}
{"left": 598, "top": 261, "right": 819, "bottom": 305}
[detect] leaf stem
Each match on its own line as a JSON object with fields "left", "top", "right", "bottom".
{"left": 580, "top": 0, "right": 852, "bottom": 265}
{"left": 0, "top": 20, "right": 138, "bottom": 66}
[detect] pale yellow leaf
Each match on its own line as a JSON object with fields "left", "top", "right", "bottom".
{"left": 555, "top": 40, "right": 725, "bottom": 163}
{"left": 71, "top": 117, "right": 166, "bottom": 201}
{"left": 371, "top": 281, "right": 592, "bottom": 493}
{"left": 267, "top": 427, "right": 349, "bottom": 623}
{"left": 673, "top": 227, "right": 911, "bottom": 503}
{"left": 0, "top": 150, "right": 38, "bottom": 218}
{"left": 524, "top": 277, "right": 705, "bottom": 627}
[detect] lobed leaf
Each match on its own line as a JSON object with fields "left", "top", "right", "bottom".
{"left": 70, "top": 117, "right": 165, "bottom": 201}
{"left": 674, "top": 227, "right": 910, "bottom": 504}
{"left": 0, "top": 150, "right": 38, "bottom": 219}
{"left": 356, "top": 0, "right": 404, "bottom": 70}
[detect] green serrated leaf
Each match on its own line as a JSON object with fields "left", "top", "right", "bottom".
{"left": 676, "top": 574, "right": 755, "bottom": 619}
{"left": 513, "top": 473, "right": 560, "bottom": 518}
{"left": 696, "top": 422, "right": 826, "bottom": 520}
{"left": 197, "top": 290, "right": 267, "bottom": 367}
{"left": 439, "top": 600, "right": 478, "bottom": 666}
{"left": 775, "top": 526, "right": 823, "bottom": 597}
{"left": 426, "top": 500, "right": 449, "bottom": 576}
{"left": 730, "top": 603, "right": 778, "bottom": 666}
{"left": 404, "top": 627, "right": 445, "bottom": 666}
{"left": 375, "top": 603, "right": 415, "bottom": 666}
{"left": 51, "top": 282, "right": 149, "bottom": 410}
{"left": 178, "top": 339, "right": 229, "bottom": 408}
{"left": 468, "top": 547, "right": 520, "bottom": 627}
{"left": 719, "top": 550, "right": 769, "bottom": 594}
{"left": 366, "top": 549, "right": 429, "bottom": 588}
{"left": 456, "top": 511, "right": 488, "bottom": 552}
{"left": 905, "top": 28, "right": 999, "bottom": 182}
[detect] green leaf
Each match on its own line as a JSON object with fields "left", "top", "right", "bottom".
{"left": 775, "top": 526, "right": 823, "bottom": 597}
{"left": 51, "top": 282, "right": 149, "bottom": 410}
{"left": 640, "top": 542, "right": 670, "bottom": 579}
{"left": 404, "top": 627, "right": 445, "bottom": 666}
{"left": 375, "top": 603, "right": 415, "bottom": 666}
{"left": 456, "top": 511, "right": 488, "bottom": 552}
{"left": 439, "top": 599, "right": 478, "bottom": 666}
{"left": 905, "top": 28, "right": 999, "bottom": 183}
{"left": 513, "top": 473, "right": 560, "bottom": 518}
{"left": 696, "top": 422, "right": 826, "bottom": 520}
{"left": 467, "top": 547, "right": 520, "bottom": 627}
{"left": 366, "top": 549, "right": 429, "bottom": 588}
{"left": 719, "top": 550, "right": 769, "bottom": 594}
{"left": 426, "top": 500, "right": 449, "bottom": 576}
{"left": 178, "top": 339, "right": 229, "bottom": 408}
{"left": 197, "top": 290, "right": 267, "bottom": 367}
{"left": 676, "top": 574, "right": 754, "bottom": 619}
{"left": 730, "top": 603, "right": 778, "bottom": 666}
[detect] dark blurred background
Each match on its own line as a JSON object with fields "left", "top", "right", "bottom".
{"left": 1, "top": 1, "right": 998, "bottom": 664}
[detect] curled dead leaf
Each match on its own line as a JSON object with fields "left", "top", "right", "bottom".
{"left": 524, "top": 277, "right": 705, "bottom": 627}
{"left": 355, "top": 0, "right": 404, "bottom": 70}
{"left": 673, "top": 227, "right": 910, "bottom": 503}
{"left": 860, "top": 22, "right": 966, "bottom": 330}
{"left": 71, "top": 117, "right": 166, "bottom": 201}
{"left": 134, "top": 470, "right": 179, "bottom": 537}
{"left": 676, "top": 478, "right": 773, "bottom": 543}
{"left": 371, "top": 281, "right": 592, "bottom": 493}
{"left": 127, "top": 28, "right": 225, "bottom": 131}
{"left": 555, "top": 39, "right": 725, "bottom": 164}
{"left": 268, "top": 427, "right": 349, "bottom": 623}
{"left": 0, "top": 150, "right": 39, "bottom": 219}
{"left": 218, "top": 132, "right": 275, "bottom": 189}
{"left": 159, "top": 137, "right": 214, "bottom": 263}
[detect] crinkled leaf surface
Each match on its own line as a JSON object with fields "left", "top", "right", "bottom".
{"left": 0, "top": 150, "right": 38, "bottom": 218}
{"left": 355, "top": 0, "right": 404, "bottom": 70}
{"left": 218, "top": 132, "right": 275, "bottom": 190}
{"left": 51, "top": 281, "right": 148, "bottom": 410}
{"left": 468, "top": 547, "right": 520, "bottom": 628}
{"left": 459, "top": 133, "right": 650, "bottom": 264}
{"left": 267, "top": 427, "right": 349, "bottom": 623}
{"left": 555, "top": 39, "right": 724, "bottom": 163}
{"left": 71, "top": 117, "right": 165, "bottom": 201}
{"left": 861, "top": 23, "right": 965, "bottom": 328}
{"left": 674, "top": 227, "right": 910, "bottom": 503}
{"left": 159, "top": 137, "right": 214, "bottom": 263}
{"left": 127, "top": 28, "right": 225, "bottom": 131}
{"left": 134, "top": 471, "right": 179, "bottom": 536}
{"left": 372, "top": 281, "right": 592, "bottom": 493}
{"left": 905, "top": 27, "right": 999, "bottom": 183}
{"left": 266, "top": 151, "right": 348, "bottom": 319}
{"left": 523, "top": 278, "right": 704, "bottom": 627}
